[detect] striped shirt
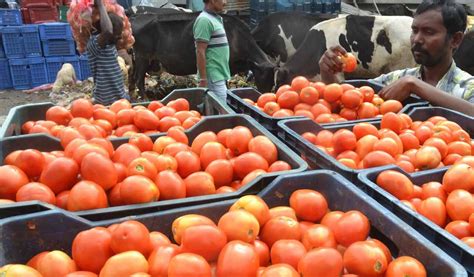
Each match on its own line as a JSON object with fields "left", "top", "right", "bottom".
{"left": 371, "top": 61, "right": 474, "bottom": 103}
{"left": 87, "top": 35, "right": 129, "bottom": 106}
{"left": 193, "top": 10, "right": 231, "bottom": 82}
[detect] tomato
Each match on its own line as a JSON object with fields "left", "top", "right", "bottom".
{"left": 261, "top": 264, "right": 298, "bottom": 277}
{"left": 16, "top": 182, "right": 56, "bottom": 205}
{"left": 445, "top": 189, "right": 474, "bottom": 221}
{"left": 168, "top": 253, "right": 211, "bottom": 277}
{"left": 110, "top": 221, "right": 152, "bottom": 256}
{"left": 148, "top": 244, "right": 180, "bottom": 277}
{"left": 226, "top": 126, "right": 253, "bottom": 156}
{"left": 67, "top": 181, "right": 108, "bottom": 211}
{"left": 302, "top": 224, "right": 337, "bottom": 250}
{"left": 39, "top": 157, "right": 79, "bottom": 194}
{"left": 175, "top": 151, "right": 201, "bottom": 178}
{"left": 333, "top": 211, "right": 370, "bottom": 247}
{"left": 385, "top": 256, "right": 427, "bottom": 277}
{"left": 260, "top": 216, "right": 301, "bottom": 248}
{"left": 120, "top": 175, "right": 159, "bottom": 205}
{"left": 253, "top": 240, "right": 270, "bottom": 267}
{"left": 343, "top": 241, "right": 388, "bottom": 276}
{"left": 127, "top": 157, "right": 158, "bottom": 180}
{"left": 298, "top": 247, "right": 343, "bottom": 277}
{"left": 155, "top": 170, "right": 186, "bottom": 200}
{"left": 289, "top": 189, "right": 328, "bottom": 222}
{"left": 271, "top": 239, "right": 307, "bottom": 270}
{"left": 229, "top": 195, "right": 270, "bottom": 227}
{"left": 180, "top": 225, "right": 227, "bottom": 262}
{"left": 418, "top": 197, "right": 447, "bottom": 227}
{"left": 376, "top": 170, "right": 414, "bottom": 200}
{"left": 112, "top": 144, "right": 142, "bottom": 166}
{"left": 205, "top": 159, "right": 234, "bottom": 188}
{"left": 81, "top": 152, "right": 118, "bottom": 191}
{"left": 341, "top": 53, "right": 357, "bottom": 72}
{"left": 99, "top": 251, "right": 148, "bottom": 277}
{"left": 0, "top": 165, "right": 29, "bottom": 200}
{"left": 70, "top": 99, "right": 94, "bottom": 119}
{"left": 216, "top": 241, "right": 259, "bottom": 277}
{"left": 171, "top": 214, "right": 216, "bottom": 244}
{"left": 72, "top": 227, "right": 113, "bottom": 273}
{"left": 13, "top": 149, "right": 45, "bottom": 179}
{"left": 37, "top": 250, "right": 77, "bottom": 277}
{"left": 233, "top": 152, "right": 269, "bottom": 179}
{"left": 218, "top": 210, "right": 260, "bottom": 243}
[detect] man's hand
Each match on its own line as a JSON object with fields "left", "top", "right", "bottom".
{"left": 378, "top": 76, "right": 416, "bottom": 102}
{"left": 319, "top": 46, "right": 347, "bottom": 75}
{"left": 199, "top": 79, "right": 208, "bottom": 87}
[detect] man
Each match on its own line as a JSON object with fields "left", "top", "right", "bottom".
{"left": 319, "top": 0, "right": 474, "bottom": 116}
{"left": 193, "top": 0, "right": 231, "bottom": 103}
{"left": 87, "top": 0, "right": 129, "bottom": 106}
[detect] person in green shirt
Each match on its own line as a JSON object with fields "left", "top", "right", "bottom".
{"left": 193, "top": 0, "right": 231, "bottom": 103}
{"left": 319, "top": 0, "right": 474, "bottom": 116}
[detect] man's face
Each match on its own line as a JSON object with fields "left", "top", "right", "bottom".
{"left": 410, "top": 9, "right": 452, "bottom": 67}
{"left": 210, "top": 0, "right": 226, "bottom": 13}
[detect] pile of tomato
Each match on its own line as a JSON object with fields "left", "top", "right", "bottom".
{"left": 21, "top": 98, "right": 205, "bottom": 141}
{"left": 244, "top": 76, "right": 405, "bottom": 124}
{"left": 0, "top": 192, "right": 427, "bottom": 276}
{"left": 0, "top": 125, "right": 292, "bottom": 211}
{"left": 376, "top": 157, "right": 474, "bottom": 246}
{"left": 302, "top": 112, "right": 474, "bottom": 171}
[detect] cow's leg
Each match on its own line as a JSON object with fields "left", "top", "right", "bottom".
{"left": 134, "top": 56, "right": 149, "bottom": 100}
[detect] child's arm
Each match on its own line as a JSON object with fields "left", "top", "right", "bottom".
{"left": 96, "top": 0, "right": 113, "bottom": 48}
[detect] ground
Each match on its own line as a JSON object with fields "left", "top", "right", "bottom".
{"left": 0, "top": 73, "right": 253, "bottom": 127}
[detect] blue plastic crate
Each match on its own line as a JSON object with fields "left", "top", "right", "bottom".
{"left": 0, "top": 9, "right": 22, "bottom": 26}
{"left": 250, "top": 0, "right": 266, "bottom": 11}
{"left": 1, "top": 26, "right": 23, "bottom": 58}
{"left": 79, "top": 54, "right": 90, "bottom": 80}
{"left": 63, "top": 55, "right": 80, "bottom": 81}
{"left": 0, "top": 37, "right": 4, "bottom": 58}
{"left": 276, "top": 0, "right": 294, "bottom": 11}
{"left": 28, "top": 57, "right": 48, "bottom": 88}
{"left": 0, "top": 58, "right": 11, "bottom": 89}
{"left": 45, "top": 56, "right": 63, "bottom": 83}
{"left": 250, "top": 9, "right": 267, "bottom": 26}
{"left": 21, "top": 25, "right": 42, "bottom": 57}
{"left": 38, "top": 22, "right": 72, "bottom": 40}
{"left": 41, "top": 39, "right": 76, "bottom": 56}
{"left": 359, "top": 167, "right": 474, "bottom": 275}
{"left": 9, "top": 58, "right": 29, "bottom": 90}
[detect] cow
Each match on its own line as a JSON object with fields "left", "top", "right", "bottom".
{"left": 274, "top": 15, "right": 416, "bottom": 88}
{"left": 130, "top": 10, "right": 277, "bottom": 98}
{"left": 454, "top": 30, "right": 474, "bottom": 77}
{"left": 251, "top": 11, "right": 335, "bottom": 64}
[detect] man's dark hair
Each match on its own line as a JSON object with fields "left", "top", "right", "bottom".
{"left": 415, "top": 0, "right": 467, "bottom": 36}
{"left": 203, "top": 0, "right": 209, "bottom": 3}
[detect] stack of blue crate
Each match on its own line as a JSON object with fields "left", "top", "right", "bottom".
{"left": 39, "top": 23, "right": 89, "bottom": 83}
{"left": 250, "top": 0, "right": 276, "bottom": 27}
{"left": 0, "top": 9, "right": 23, "bottom": 89}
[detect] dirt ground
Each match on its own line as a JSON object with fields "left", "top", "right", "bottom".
{"left": 0, "top": 73, "right": 253, "bottom": 127}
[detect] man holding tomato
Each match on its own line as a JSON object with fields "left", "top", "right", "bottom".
{"left": 319, "top": 0, "right": 474, "bottom": 116}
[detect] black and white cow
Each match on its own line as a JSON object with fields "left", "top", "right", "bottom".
{"left": 273, "top": 15, "right": 416, "bottom": 88}
{"left": 130, "top": 10, "right": 276, "bottom": 97}
{"left": 272, "top": 14, "right": 474, "bottom": 89}
{"left": 251, "top": 11, "right": 335, "bottom": 64}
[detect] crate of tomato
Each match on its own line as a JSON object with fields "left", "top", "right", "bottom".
{"left": 227, "top": 78, "right": 428, "bottom": 134}
{"left": 0, "top": 88, "right": 233, "bottom": 140}
{"left": 277, "top": 106, "right": 474, "bottom": 183}
{"left": 358, "top": 158, "right": 474, "bottom": 275}
{"left": 0, "top": 170, "right": 466, "bottom": 276}
{"left": 0, "top": 113, "right": 307, "bottom": 222}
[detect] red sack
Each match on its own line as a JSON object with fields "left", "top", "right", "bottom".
{"left": 67, "top": 0, "right": 134, "bottom": 53}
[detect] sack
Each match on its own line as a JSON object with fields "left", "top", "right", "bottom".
{"left": 67, "top": 0, "right": 134, "bottom": 53}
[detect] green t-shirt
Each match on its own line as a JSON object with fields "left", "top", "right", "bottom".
{"left": 193, "top": 10, "right": 231, "bottom": 82}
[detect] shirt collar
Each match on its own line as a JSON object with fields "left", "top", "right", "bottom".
{"left": 415, "top": 60, "right": 457, "bottom": 88}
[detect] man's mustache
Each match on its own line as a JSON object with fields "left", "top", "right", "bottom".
{"left": 412, "top": 44, "right": 428, "bottom": 54}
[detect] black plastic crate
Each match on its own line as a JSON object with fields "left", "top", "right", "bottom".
{"left": 0, "top": 114, "right": 307, "bottom": 222}
{"left": 0, "top": 170, "right": 466, "bottom": 276}
{"left": 359, "top": 166, "right": 474, "bottom": 275}
{"left": 277, "top": 106, "right": 474, "bottom": 184}
{"left": 0, "top": 88, "right": 234, "bottom": 140}
{"left": 227, "top": 80, "right": 429, "bottom": 134}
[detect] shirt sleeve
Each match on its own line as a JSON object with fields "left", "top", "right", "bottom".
{"left": 193, "top": 17, "right": 213, "bottom": 43}
{"left": 87, "top": 35, "right": 101, "bottom": 57}
{"left": 370, "top": 69, "right": 406, "bottom": 86}
{"left": 462, "top": 80, "right": 474, "bottom": 103}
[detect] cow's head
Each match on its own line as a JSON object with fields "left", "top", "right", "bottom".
{"left": 273, "top": 67, "right": 291, "bottom": 92}
{"left": 251, "top": 61, "right": 278, "bottom": 93}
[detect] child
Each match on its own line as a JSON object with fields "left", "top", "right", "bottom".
{"left": 87, "top": 0, "right": 129, "bottom": 105}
